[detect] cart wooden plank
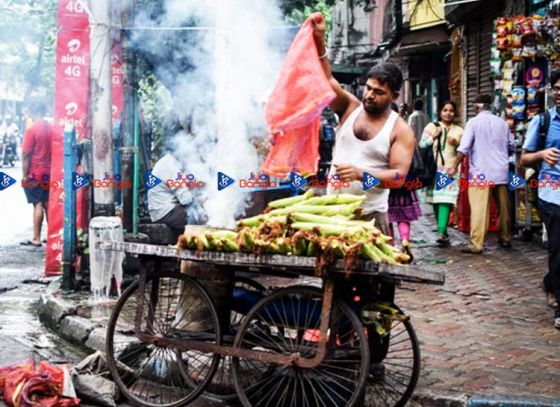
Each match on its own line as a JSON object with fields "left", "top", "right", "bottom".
{"left": 98, "top": 241, "right": 444, "bottom": 285}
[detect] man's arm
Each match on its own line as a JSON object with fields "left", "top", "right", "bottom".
{"left": 334, "top": 119, "right": 416, "bottom": 186}
{"left": 520, "top": 114, "right": 560, "bottom": 167}
{"left": 311, "top": 13, "right": 360, "bottom": 120}
{"left": 21, "top": 128, "right": 33, "bottom": 179}
{"left": 22, "top": 153, "right": 31, "bottom": 179}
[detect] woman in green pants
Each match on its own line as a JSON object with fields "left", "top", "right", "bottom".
{"left": 419, "top": 101, "right": 463, "bottom": 247}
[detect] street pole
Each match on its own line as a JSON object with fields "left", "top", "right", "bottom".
{"left": 62, "top": 125, "right": 77, "bottom": 290}
{"left": 88, "top": 0, "right": 114, "bottom": 216}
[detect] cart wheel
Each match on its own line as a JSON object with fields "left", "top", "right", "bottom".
{"left": 366, "top": 312, "right": 420, "bottom": 407}
{"left": 232, "top": 286, "right": 369, "bottom": 407}
{"left": 205, "top": 276, "right": 267, "bottom": 401}
{"left": 106, "top": 271, "right": 221, "bottom": 407}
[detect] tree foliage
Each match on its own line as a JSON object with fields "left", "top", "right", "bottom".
{"left": 0, "top": 0, "right": 57, "bottom": 105}
{"left": 282, "top": 0, "right": 334, "bottom": 38}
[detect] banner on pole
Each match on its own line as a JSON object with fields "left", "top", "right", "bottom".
{"left": 46, "top": 0, "right": 90, "bottom": 276}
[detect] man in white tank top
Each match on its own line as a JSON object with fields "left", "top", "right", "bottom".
{"left": 312, "top": 16, "right": 416, "bottom": 235}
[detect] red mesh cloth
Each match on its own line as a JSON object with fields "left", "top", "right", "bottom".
{"left": 0, "top": 360, "right": 79, "bottom": 407}
{"left": 262, "top": 13, "right": 335, "bottom": 177}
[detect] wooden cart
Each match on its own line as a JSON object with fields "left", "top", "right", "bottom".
{"left": 99, "top": 241, "right": 444, "bottom": 407}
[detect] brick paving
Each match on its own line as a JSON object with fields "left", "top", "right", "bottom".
{"left": 398, "top": 208, "right": 560, "bottom": 401}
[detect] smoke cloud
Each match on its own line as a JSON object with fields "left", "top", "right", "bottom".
{"left": 131, "top": 0, "right": 291, "bottom": 228}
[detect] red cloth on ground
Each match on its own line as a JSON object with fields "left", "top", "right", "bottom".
{"left": 262, "top": 13, "right": 335, "bottom": 177}
{"left": 21, "top": 119, "right": 54, "bottom": 181}
{"left": 0, "top": 360, "right": 79, "bottom": 407}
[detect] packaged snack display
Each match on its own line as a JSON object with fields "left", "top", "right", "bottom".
{"left": 512, "top": 105, "right": 526, "bottom": 120}
{"left": 525, "top": 66, "right": 544, "bottom": 87}
{"left": 511, "top": 86, "right": 526, "bottom": 104}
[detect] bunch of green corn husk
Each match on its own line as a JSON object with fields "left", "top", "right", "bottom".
{"left": 177, "top": 190, "right": 411, "bottom": 266}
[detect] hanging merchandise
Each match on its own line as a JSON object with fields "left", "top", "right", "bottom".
{"left": 527, "top": 86, "right": 538, "bottom": 104}
{"left": 525, "top": 66, "right": 545, "bottom": 87}
{"left": 491, "top": 12, "right": 560, "bottom": 233}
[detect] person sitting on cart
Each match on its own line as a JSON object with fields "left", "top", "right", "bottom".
{"left": 147, "top": 114, "right": 205, "bottom": 240}
{"left": 521, "top": 69, "right": 560, "bottom": 330}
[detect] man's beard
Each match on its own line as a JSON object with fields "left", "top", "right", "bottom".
{"left": 363, "top": 101, "right": 389, "bottom": 115}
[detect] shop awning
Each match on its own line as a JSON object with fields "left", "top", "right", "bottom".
{"left": 444, "top": 0, "right": 484, "bottom": 24}
{"left": 391, "top": 27, "right": 450, "bottom": 57}
{"left": 332, "top": 64, "right": 366, "bottom": 84}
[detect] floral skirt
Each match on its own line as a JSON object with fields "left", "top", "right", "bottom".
{"left": 388, "top": 188, "right": 422, "bottom": 223}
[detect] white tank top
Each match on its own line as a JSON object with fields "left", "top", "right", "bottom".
{"left": 327, "top": 106, "right": 398, "bottom": 214}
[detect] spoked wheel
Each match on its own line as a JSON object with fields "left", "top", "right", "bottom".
{"left": 106, "top": 271, "right": 221, "bottom": 407}
{"left": 365, "top": 311, "right": 420, "bottom": 407}
{"left": 205, "top": 276, "right": 266, "bottom": 401}
{"left": 232, "top": 286, "right": 369, "bottom": 407}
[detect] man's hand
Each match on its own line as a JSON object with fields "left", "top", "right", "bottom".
{"left": 542, "top": 147, "right": 560, "bottom": 166}
{"left": 311, "top": 12, "right": 326, "bottom": 42}
{"left": 447, "top": 166, "right": 458, "bottom": 178}
{"left": 334, "top": 164, "right": 360, "bottom": 182}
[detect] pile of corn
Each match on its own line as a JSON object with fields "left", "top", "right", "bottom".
{"left": 177, "top": 190, "right": 411, "bottom": 266}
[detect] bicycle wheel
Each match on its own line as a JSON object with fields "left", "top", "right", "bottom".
{"left": 205, "top": 276, "right": 267, "bottom": 401}
{"left": 232, "top": 286, "right": 369, "bottom": 407}
{"left": 106, "top": 271, "right": 221, "bottom": 407}
{"left": 366, "top": 314, "right": 420, "bottom": 407}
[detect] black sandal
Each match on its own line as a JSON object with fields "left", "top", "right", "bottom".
{"left": 436, "top": 235, "right": 450, "bottom": 247}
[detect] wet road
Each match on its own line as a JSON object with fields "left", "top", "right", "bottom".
{"left": 0, "top": 163, "right": 228, "bottom": 406}
{"left": 0, "top": 164, "right": 46, "bottom": 290}
{"left": 0, "top": 163, "right": 85, "bottom": 367}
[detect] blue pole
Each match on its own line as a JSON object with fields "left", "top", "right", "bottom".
{"left": 63, "top": 125, "right": 77, "bottom": 290}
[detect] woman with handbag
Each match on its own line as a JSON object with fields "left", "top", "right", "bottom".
{"left": 419, "top": 101, "right": 463, "bottom": 247}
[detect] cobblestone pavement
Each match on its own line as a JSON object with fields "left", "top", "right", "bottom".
{"left": 397, "top": 208, "right": 560, "bottom": 401}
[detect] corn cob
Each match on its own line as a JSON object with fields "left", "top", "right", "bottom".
{"left": 290, "top": 212, "right": 355, "bottom": 225}
{"left": 290, "top": 222, "right": 362, "bottom": 237}
{"left": 267, "top": 189, "right": 314, "bottom": 208}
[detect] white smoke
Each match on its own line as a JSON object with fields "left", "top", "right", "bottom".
{"left": 132, "top": 0, "right": 289, "bottom": 228}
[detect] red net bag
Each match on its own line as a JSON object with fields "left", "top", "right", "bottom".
{"left": 262, "top": 13, "right": 335, "bottom": 177}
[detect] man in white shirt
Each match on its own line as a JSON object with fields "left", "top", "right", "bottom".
{"left": 408, "top": 99, "right": 430, "bottom": 143}
{"left": 148, "top": 123, "right": 203, "bottom": 237}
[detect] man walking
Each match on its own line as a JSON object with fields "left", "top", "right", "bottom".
{"left": 448, "top": 94, "right": 514, "bottom": 254}
{"left": 408, "top": 99, "right": 430, "bottom": 143}
{"left": 312, "top": 15, "right": 415, "bottom": 236}
{"left": 521, "top": 70, "right": 560, "bottom": 329}
{"left": 20, "top": 102, "right": 53, "bottom": 247}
